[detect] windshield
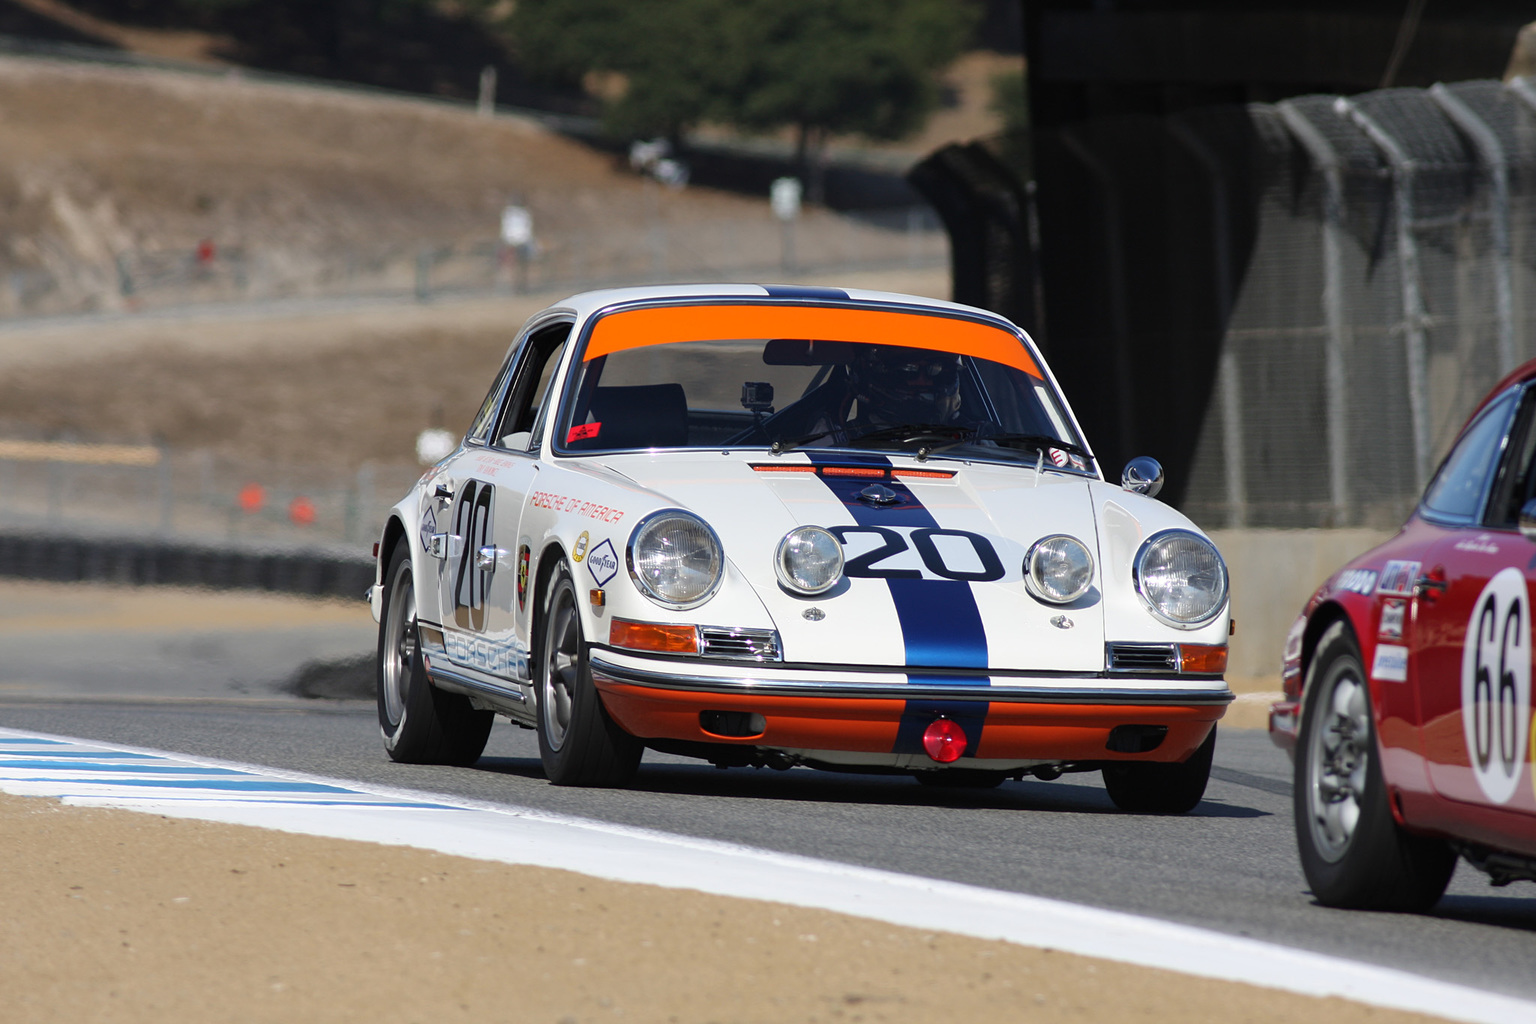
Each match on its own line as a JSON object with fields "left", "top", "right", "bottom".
{"left": 556, "top": 303, "right": 1090, "bottom": 469}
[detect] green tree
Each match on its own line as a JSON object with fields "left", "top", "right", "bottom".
{"left": 511, "top": 0, "right": 975, "bottom": 198}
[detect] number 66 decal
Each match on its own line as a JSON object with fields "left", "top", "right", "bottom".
{"left": 829, "top": 525, "right": 1005, "bottom": 582}
{"left": 1461, "top": 567, "right": 1531, "bottom": 805}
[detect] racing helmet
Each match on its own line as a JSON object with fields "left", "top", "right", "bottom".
{"left": 849, "top": 345, "right": 963, "bottom": 425}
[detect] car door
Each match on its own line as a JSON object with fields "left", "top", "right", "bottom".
{"left": 431, "top": 318, "right": 572, "bottom": 685}
{"left": 1411, "top": 385, "right": 1536, "bottom": 821}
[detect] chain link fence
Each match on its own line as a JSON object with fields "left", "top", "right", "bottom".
{"left": 3, "top": 206, "right": 945, "bottom": 319}
{"left": 0, "top": 442, "right": 420, "bottom": 555}
{"left": 982, "top": 78, "right": 1536, "bottom": 531}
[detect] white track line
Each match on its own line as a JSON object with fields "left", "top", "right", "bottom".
{"left": 1, "top": 726, "right": 1531, "bottom": 1024}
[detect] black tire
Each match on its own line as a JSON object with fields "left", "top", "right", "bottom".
{"left": 914, "top": 769, "right": 1007, "bottom": 789}
{"left": 536, "top": 563, "right": 642, "bottom": 787}
{"left": 1294, "top": 621, "right": 1455, "bottom": 910}
{"left": 1102, "top": 725, "right": 1216, "bottom": 814}
{"left": 376, "top": 540, "right": 493, "bottom": 766}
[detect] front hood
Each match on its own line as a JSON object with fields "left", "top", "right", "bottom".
{"left": 607, "top": 453, "right": 1108, "bottom": 672}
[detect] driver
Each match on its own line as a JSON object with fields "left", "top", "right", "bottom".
{"left": 845, "top": 345, "right": 963, "bottom": 430}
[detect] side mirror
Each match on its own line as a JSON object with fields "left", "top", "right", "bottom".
{"left": 1519, "top": 498, "right": 1536, "bottom": 542}
{"left": 1121, "top": 457, "right": 1164, "bottom": 498}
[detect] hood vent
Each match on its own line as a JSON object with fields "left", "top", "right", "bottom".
{"left": 700, "top": 627, "right": 782, "bottom": 662}
{"left": 1106, "top": 643, "right": 1178, "bottom": 673}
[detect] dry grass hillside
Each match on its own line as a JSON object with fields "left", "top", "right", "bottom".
{"left": 0, "top": 55, "right": 789, "bottom": 306}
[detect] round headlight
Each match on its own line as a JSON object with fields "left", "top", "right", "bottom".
{"left": 627, "top": 511, "right": 723, "bottom": 609}
{"left": 1024, "top": 534, "right": 1094, "bottom": 604}
{"left": 1134, "top": 530, "right": 1228, "bottom": 628}
{"left": 775, "top": 526, "right": 844, "bottom": 595}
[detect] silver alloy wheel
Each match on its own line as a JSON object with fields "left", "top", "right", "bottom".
{"left": 1306, "top": 665, "right": 1371, "bottom": 862}
{"left": 382, "top": 557, "right": 416, "bottom": 727}
{"left": 541, "top": 587, "right": 579, "bottom": 752}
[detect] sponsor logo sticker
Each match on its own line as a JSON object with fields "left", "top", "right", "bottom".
{"left": 419, "top": 505, "right": 437, "bottom": 552}
{"left": 1378, "top": 599, "right": 1406, "bottom": 640}
{"left": 1453, "top": 533, "right": 1500, "bottom": 555}
{"left": 567, "top": 422, "right": 602, "bottom": 443}
{"left": 573, "top": 530, "right": 590, "bottom": 562}
{"left": 1376, "top": 560, "right": 1421, "bottom": 597}
{"left": 516, "top": 545, "right": 530, "bottom": 610}
{"left": 586, "top": 538, "right": 619, "bottom": 587}
{"left": 1460, "top": 567, "right": 1530, "bottom": 805}
{"left": 1336, "top": 568, "right": 1378, "bottom": 595}
{"left": 1372, "top": 644, "right": 1408, "bottom": 682}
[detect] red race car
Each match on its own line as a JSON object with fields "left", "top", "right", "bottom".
{"left": 1272, "top": 361, "right": 1536, "bottom": 910}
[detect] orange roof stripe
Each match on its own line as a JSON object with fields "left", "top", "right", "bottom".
{"left": 584, "top": 304, "right": 1040, "bottom": 378}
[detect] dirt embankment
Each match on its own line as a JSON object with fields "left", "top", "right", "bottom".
{"left": 0, "top": 790, "right": 1450, "bottom": 1024}
{"left": 0, "top": 55, "right": 784, "bottom": 303}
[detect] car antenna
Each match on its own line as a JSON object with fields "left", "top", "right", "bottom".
{"left": 1033, "top": 446, "right": 1043, "bottom": 487}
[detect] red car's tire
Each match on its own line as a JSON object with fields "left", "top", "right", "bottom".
{"left": 1294, "top": 621, "right": 1456, "bottom": 910}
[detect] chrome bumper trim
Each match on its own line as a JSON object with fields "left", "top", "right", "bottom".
{"left": 589, "top": 656, "right": 1235, "bottom": 706}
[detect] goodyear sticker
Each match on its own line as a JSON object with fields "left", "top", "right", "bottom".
{"left": 586, "top": 538, "right": 619, "bottom": 587}
{"left": 1376, "top": 560, "right": 1421, "bottom": 597}
{"left": 1336, "top": 568, "right": 1377, "bottom": 595}
{"left": 573, "top": 530, "right": 590, "bottom": 563}
{"left": 419, "top": 505, "right": 437, "bottom": 552}
{"left": 1378, "top": 598, "right": 1406, "bottom": 640}
{"left": 1372, "top": 643, "right": 1408, "bottom": 682}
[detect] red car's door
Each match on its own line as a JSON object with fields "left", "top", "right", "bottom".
{"left": 1411, "top": 387, "right": 1536, "bottom": 822}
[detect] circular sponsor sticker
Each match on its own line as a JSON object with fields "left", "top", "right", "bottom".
{"left": 1459, "top": 567, "right": 1532, "bottom": 805}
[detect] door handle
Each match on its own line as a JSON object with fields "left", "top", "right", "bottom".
{"left": 428, "top": 533, "right": 461, "bottom": 559}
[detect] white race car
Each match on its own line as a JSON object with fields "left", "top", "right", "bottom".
{"left": 370, "top": 284, "right": 1233, "bottom": 811}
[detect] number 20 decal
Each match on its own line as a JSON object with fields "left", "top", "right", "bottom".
{"left": 1460, "top": 567, "right": 1531, "bottom": 805}
{"left": 828, "top": 526, "right": 1004, "bottom": 582}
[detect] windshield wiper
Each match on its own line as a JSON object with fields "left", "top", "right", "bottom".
{"left": 842, "top": 423, "right": 978, "bottom": 450}
{"left": 769, "top": 423, "right": 975, "bottom": 457}
{"left": 917, "top": 431, "right": 1093, "bottom": 464}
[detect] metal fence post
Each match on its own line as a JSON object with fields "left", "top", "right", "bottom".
{"left": 1059, "top": 129, "right": 1135, "bottom": 458}
{"left": 1277, "top": 101, "right": 1351, "bottom": 522}
{"left": 1432, "top": 83, "right": 1517, "bottom": 376}
{"left": 1336, "top": 97, "right": 1433, "bottom": 491}
{"left": 1170, "top": 119, "right": 1247, "bottom": 527}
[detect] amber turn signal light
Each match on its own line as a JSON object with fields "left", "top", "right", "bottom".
{"left": 609, "top": 618, "right": 699, "bottom": 654}
{"left": 1179, "top": 644, "right": 1228, "bottom": 674}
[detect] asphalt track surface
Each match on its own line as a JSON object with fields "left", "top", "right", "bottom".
{"left": 3, "top": 584, "right": 1535, "bottom": 1004}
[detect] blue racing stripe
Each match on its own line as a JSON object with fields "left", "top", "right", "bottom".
{"left": 0, "top": 760, "right": 249, "bottom": 774}
{"left": 762, "top": 285, "right": 849, "bottom": 300}
{"left": 40, "top": 778, "right": 357, "bottom": 793}
{"left": 805, "top": 453, "right": 990, "bottom": 757}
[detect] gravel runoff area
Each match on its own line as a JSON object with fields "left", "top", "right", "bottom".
{"left": 0, "top": 579, "right": 1419, "bottom": 1022}
{"left": 1, "top": 789, "right": 1452, "bottom": 1024}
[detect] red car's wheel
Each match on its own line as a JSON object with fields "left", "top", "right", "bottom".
{"left": 1294, "top": 621, "right": 1456, "bottom": 910}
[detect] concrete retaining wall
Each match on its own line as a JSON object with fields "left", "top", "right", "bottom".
{"left": 1208, "top": 528, "right": 1395, "bottom": 684}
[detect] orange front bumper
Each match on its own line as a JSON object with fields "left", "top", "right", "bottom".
{"left": 596, "top": 680, "right": 1225, "bottom": 764}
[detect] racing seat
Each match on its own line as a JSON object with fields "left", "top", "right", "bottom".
{"left": 587, "top": 383, "right": 689, "bottom": 448}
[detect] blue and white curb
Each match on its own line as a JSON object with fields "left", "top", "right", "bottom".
{"left": 1, "top": 726, "right": 1531, "bottom": 1024}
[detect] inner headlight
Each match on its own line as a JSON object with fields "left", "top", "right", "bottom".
{"left": 1134, "top": 530, "right": 1228, "bottom": 628}
{"left": 775, "top": 526, "right": 844, "bottom": 595}
{"left": 1024, "top": 534, "right": 1094, "bottom": 604}
{"left": 627, "top": 510, "right": 723, "bottom": 609}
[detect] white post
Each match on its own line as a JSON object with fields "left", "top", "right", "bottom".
{"left": 1278, "top": 100, "right": 1352, "bottom": 524}
{"left": 1432, "top": 83, "right": 1516, "bottom": 376}
{"left": 1335, "top": 97, "right": 1432, "bottom": 492}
